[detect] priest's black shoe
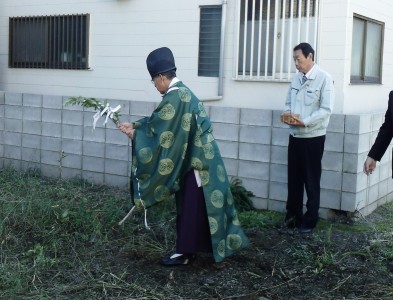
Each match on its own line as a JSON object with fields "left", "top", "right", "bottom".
{"left": 159, "top": 254, "right": 195, "bottom": 266}
{"left": 275, "top": 217, "right": 296, "bottom": 229}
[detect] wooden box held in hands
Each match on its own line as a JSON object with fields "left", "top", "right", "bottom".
{"left": 280, "top": 113, "right": 301, "bottom": 125}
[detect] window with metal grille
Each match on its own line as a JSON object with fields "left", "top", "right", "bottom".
{"left": 236, "top": 0, "right": 319, "bottom": 81}
{"left": 351, "top": 15, "right": 384, "bottom": 84}
{"left": 198, "top": 6, "right": 222, "bottom": 77}
{"left": 9, "top": 14, "right": 89, "bottom": 69}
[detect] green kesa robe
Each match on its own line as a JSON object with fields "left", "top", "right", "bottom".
{"left": 132, "top": 81, "right": 248, "bottom": 262}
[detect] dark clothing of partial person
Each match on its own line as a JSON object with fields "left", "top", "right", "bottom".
{"left": 368, "top": 91, "right": 393, "bottom": 172}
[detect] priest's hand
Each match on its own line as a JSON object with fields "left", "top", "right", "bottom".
{"left": 118, "top": 122, "right": 135, "bottom": 140}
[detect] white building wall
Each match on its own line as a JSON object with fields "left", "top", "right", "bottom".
{"left": 0, "top": 0, "right": 393, "bottom": 113}
{"left": 343, "top": 0, "right": 393, "bottom": 114}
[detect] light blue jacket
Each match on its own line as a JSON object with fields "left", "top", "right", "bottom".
{"left": 284, "top": 64, "right": 334, "bottom": 138}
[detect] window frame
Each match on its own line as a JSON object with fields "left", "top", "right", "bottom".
{"left": 198, "top": 5, "right": 222, "bottom": 78}
{"left": 9, "top": 14, "right": 90, "bottom": 70}
{"left": 350, "top": 14, "right": 384, "bottom": 84}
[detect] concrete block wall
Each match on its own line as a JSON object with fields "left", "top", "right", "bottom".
{"left": 1, "top": 91, "right": 392, "bottom": 218}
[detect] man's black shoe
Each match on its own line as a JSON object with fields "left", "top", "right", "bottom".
{"left": 297, "top": 225, "right": 313, "bottom": 234}
{"left": 159, "top": 254, "right": 195, "bottom": 266}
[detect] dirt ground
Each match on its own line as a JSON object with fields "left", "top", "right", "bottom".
{"left": 107, "top": 207, "right": 393, "bottom": 300}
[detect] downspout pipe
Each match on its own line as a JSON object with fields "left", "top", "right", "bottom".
{"left": 218, "top": 0, "right": 227, "bottom": 97}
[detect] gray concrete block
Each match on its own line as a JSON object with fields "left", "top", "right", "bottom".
{"left": 23, "top": 94, "right": 42, "bottom": 107}
{"left": 83, "top": 127, "right": 105, "bottom": 143}
{"left": 270, "top": 145, "right": 287, "bottom": 165}
{"left": 22, "top": 134, "right": 41, "bottom": 149}
{"left": 237, "top": 177, "right": 268, "bottom": 198}
{"left": 105, "top": 174, "right": 129, "bottom": 188}
{"left": 320, "top": 188, "right": 341, "bottom": 210}
{"left": 379, "top": 162, "right": 390, "bottom": 181}
{"left": 0, "top": 91, "right": 4, "bottom": 104}
{"left": 106, "top": 128, "right": 129, "bottom": 145}
{"left": 105, "top": 144, "right": 130, "bottom": 161}
{"left": 5, "top": 93, "right": 22, "bottom": 105}
{"left": 240, "top": 109, "right": 272, "bottom": 126}
{"left": 222, "top": 158, "right": 238, "bottom": 177}
{"left": 23, "top": 120, "right": 42, "bottom": 135}
{"left": 210, "top": 106, "right": 240, "bottom": 124}
{"left": 325, "top": 132, "right": 344, "bottom": 152}
{"left": 4, "top": 132, "right": 21, "bottom": 146}
{"left": 367, "top": 165, "right": 380, "bottom": 186}
{"left": 42, "top": 123, "right": 61, "bottom": 137}
{"left": 270, "top": 163, "right": 287, "bottom": 183}
{"left": 269, "top": 181, "right": 287, "bottom": 201}
{"left": 83, "top": 141, "right": 105, "bottom": 158}
{"left": 83, "top": 156, "right": 105, "bottom": 173}
{"left": 272, "top": 110, "right": 288, "bottom": 128}
{"left": 41, "top": 136, "right": 61, "bottom": 151}
{"left": 343, "top": 153, "right": 364, "bottom": 174}
{"left": 130, "top": 100, "right": 155, "bottom": 117}
{"left": 342, "top": 172, "right": 367, "bottom": 193}
{"left": 61, "top": 168, "right": 82, "bottom": 180}
{"left": 22, "top": 148, "right": 40, "bottom": 163}
{"left": 271, "top": 127, "right": 289, "bottom": 146}
{"left": 5, "top": 119, "right": 22, "bottom": 133}
{"left": 105, "top": 158, "right": 129, "bottom": 176}
{"left": 62, "top": 110, "right": 83, "bottom": 125}
{"left": 238, "top": 160, "right": 269, "bottom": 180}
{"left": 4, "top": 159, "right": 21, "bottom": 171}
{"left": 23, "top": 107, "right": 42, "bottom": 121}
{"left": 345, "top": 114, "right": 372, "bottom": 134}
{"left": 344, "top": 133, "right": 371, "bottom": 154}
{"left": 43, "top": 95, "right": 63, "bottom": 109}
{"left": 83, "top": 111, "right": 106, "bottom": 128}
{"left": 4, "top": 145, "right": 21, "bottom": 159}
{"left": 41, "top": 164, "right": 61, "bottom": 179}
{"left": 41, "top": 150, "right": 60, "bottom": 166}
{"left": 5, "top": 105, "right": 22, "bottom": 119}
{"left": 105, "top": 98, "right": 131, "bottom": 117}
{"left": 62, "top": 124, "right": 83, "bottom": 140}
{"left": 239, "top": 125, "right": 271, "bottom": 144}
{"left": 21, "top": 161, "right": 40, "bottom": 173}
{"left": 378, "top": 179, "right": 389, "bottom": 199}
{"left": 372, "top": 112, "right": 384, "bottom": 131}
{"left": 213, "top": 123, "right": 239, "bottom": 142}
{"left": 366, "top": 183, "right": 379, "bottom": 205}
{"left": 251, "top": 197, "right": 268, "bottom": 210}
{"left": 327, "top": 114, "right": 345, "bottom": 133}
{"left": 216, "top": 140, "right": 238, "bottom": 159}
{"left": 42, "top": 109, "right": 62, "bottom": 123}
{"left": 322, "top": 151, "right": 343, "bottom": 172}
{"left": 340, "top": 190, "right": 366, "bottom": 212}
{"left": 82, "top": 171, "right": 105, "bottom": 185}
{"left": 61, "top": 154, "right": 82, "bottom": 169}
{"left": 268, "top": 199, "right": 286, "bottom": 212}
{"left": 239, "top": 143, "right": 270, "bottom": 162}
{"left": 321, "top": 170, "right": 342, "bottom": 190}
{"left": 62, "top": 139, "right": 83, "bottom": 155}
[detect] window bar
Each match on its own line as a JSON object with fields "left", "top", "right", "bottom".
{"left": 86, "top": 14, "right": 90, "bottom": 69}
{"left": 77, "top": 15, "right": 81, "bottom": 69}
{"left": 242, "top": 0, "right": 248, "bottom": 78}
{"left": 264, "top": 0, "right": 271, "bottom": 78}
{"left": 313, "top": 0, "right": 319, "bottom": 61}
{"left": 279, "top": 0, "right": 287, "bottom": 79}
{"left": 295, "top": 0, "right": 301, "bottom": 46}
{"left": 71, "top": 15, "right": 74, "bottom": 69}
{"left": 61, "top": 15, "right": 65, "bottom": 69}
{"left": 256, "top": 0, "right": 263, "bottom": 79}
{"left": 235, "top": 1, "right": 241, "bottom": 78}
{"left": 305, "top": 0, "right": 310, "bottom": 42}
{"left": 249, "top": 0, "right": 256, "bottom": 79}
{"left": 48, "top": 16, "right": 52, "bottom": 68}
{"left": 271, "top": 0, "right": 279, "bottom": 79}
{"left": 287, "top": 0, "right": 294, "bottom": 79}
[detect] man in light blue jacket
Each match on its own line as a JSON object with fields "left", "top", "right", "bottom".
{"left": 280, "top": 42, "right": 334, "bottom": 234}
